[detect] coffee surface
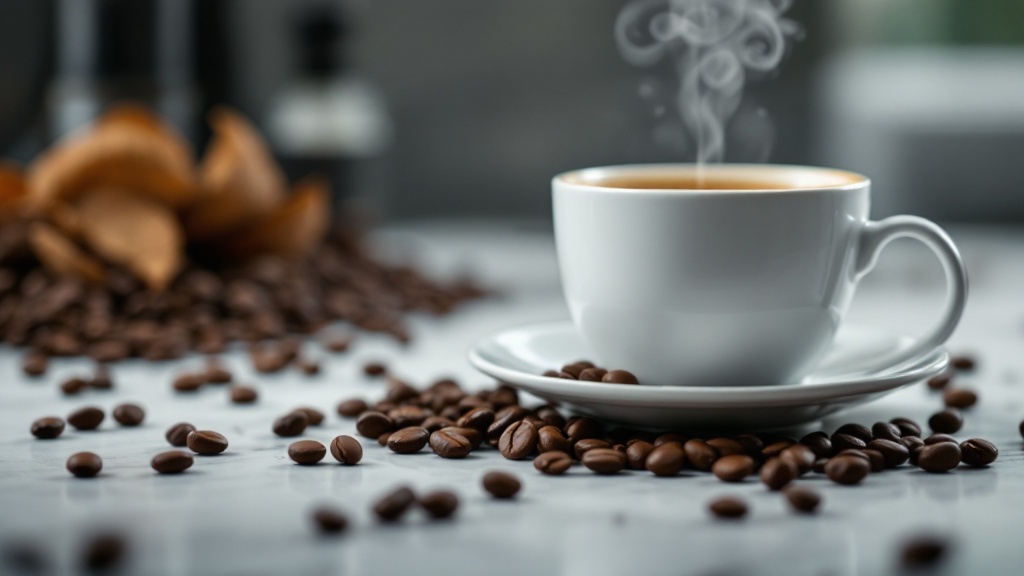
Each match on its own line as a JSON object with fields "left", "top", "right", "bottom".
{"left": 590, "top": 175, "right": 793, "bottom": 190}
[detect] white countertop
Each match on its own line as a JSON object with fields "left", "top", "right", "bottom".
{"left": 1, "top": 221, "right": 1023, "bottom": 576}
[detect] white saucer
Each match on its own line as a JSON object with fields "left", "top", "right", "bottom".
{"left": 468, "top": 321, "right": 948, "bottom": 430}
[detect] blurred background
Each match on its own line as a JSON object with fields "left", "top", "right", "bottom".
{"left": 1, "top": 0, "right": 1022, "bottom": 223}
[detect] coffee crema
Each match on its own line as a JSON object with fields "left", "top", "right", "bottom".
{"left": 562, "top": 166, "right": 864, "bottom": 191}
{"left": 585, "top": 175, "right": 793, "bottom": 191}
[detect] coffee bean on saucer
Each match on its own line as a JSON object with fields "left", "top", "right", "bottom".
{"left": 871, "top": 422, "right": 902, "bottom": 442}
{"left": 951, "top": 355, "right": 976, "bottom": 371}
{"left": 165, "top": 423, "right": 195, "bottom": 447}
{"left": 708, "top": 497, "right": 747, "bottom": 519}
{"left": 866, "top": 439, "right": 910, "bottom": 468}
{"left": 22, "top": 351, "right": 48, "bottom": 377}
{"left": 388, "top": 427, "right": 430, "bottom": 454}
{"left": 534, "top": 451, "right": 573, "bottom": 475}
{"left": 187, "top": 430, "right": 228, "bottom": 455}
{"left": 373, "top": 486, "right": 416, "bottom": 522}
{"left": 582, "top": 448, "right": 627, "bottom": 474}
{"left": 712, "top": 455, "right": 755, "bottom": 483}
{"left": 890, "top": 417, "right": 922, "bottom": 438}
{"left": 67, "top": 406, "right": 104, "bottom": 431}
{"left": 560, "top": 361, "right": 593, "bottom": 378}
{"left": 578, "top": 368, "right": 608, "bottom": 382}
{"left": 273, "top": 412, "right": 309, "bottom": 437}
{"left": 31, "top": 417, "right": 65, "bottom": 439}
{"left": 151, "top": 450, "right": 194, "bottom": 474}
{"left": 799, "top": 432, "right": 832, "bottom": 459}
{"left": 646, "top": 444, "right": 685, "bottom": 477}
{"left": 928, "top": 409, "right": 963, "bottom": 434}
{"left": 363, "top": 361, "right": 387, "bottom": 377}
{"left": 959, "top": 438, "right": 998, "bottom": 467}
{"left": 684, "top": 439, "right": 718, "bottom": 471}
{"left": 602, "top": 370, "right": 639, "bottom": 385}
{"left": 82, "top": 533, "right": 125, "bottom": 571}
{"left": 292, "top": 407, "right": 324, "bottom": 426}
{"left": 626, "top": 440, "right": 655, "bottom": 470}
{"left": 60, "top": 377, "right": 88, "bottom": 396}
{"left": 419, "top": 490, "right": 460, "bottom": 519}
{"left": 482, "top": 471, "right": 521, "bottom": 499}
{"left": 542, "top": 370, "right": 559, "bottom": 378}
{"left": 760, "top": 458, "right": 797, "bottom": 490}
{"left": 783, "top": 486, "right": 821, "bottom": 514}
{"left": 355, "top": 411, "right": 393, "bottom": 439}
{"left": 499, "top": 420, "right": 538, "bottom": 460}
{"left": 312, "top": 506, "right": 348, "bottom": 534}
{"left": 288, "top": 440, "right": 327, "bottom": 465}
{"left": 927, "top": 373, "right": 951, "bottom": 390}
{"left": 835, "top": 423, "right": 872, "bottom": 442}
{"left": 917, "top": 442, "right": 961, "bottom": 473}
{"left": 337, "top": 398, "right": 368, "bottom": 418}
{"left": 329, "top": 435, "right": 363, "bottom": 465}
{"left": 112, "top": 403, "right": 144, "bottom": 426}
{"left": 430, "top": 428, "right": 473, "bottom": 458}
{"left": 825, "top": 455, "right": 870, "bottom": 485}
{"left": 830, "top": 433, "right": 866, "bottom": 454}
{"left": 943, "top": 388, "right": 977, "bottom": 409}
{"left": 230, "top": 386, "right": 258, "bottom": 404}
{"left": 900, "top": 536, "right": 948, "bottom": 569}
{"left": 66, "top": 452, "right": 102, "bottom": 478}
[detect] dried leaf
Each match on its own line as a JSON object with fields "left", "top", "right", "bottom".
{"left": 184, "top": 107, "right": 286, "bottom": 241}
{"left": 220, "top": 175, "right": 329, "bottom": 259}
{"left": 27, "top": 103, "right": 196, "bottom": 209}
{"left": 28, "top": 223, "right": 105, "bottom": 284}
{"left": 75, "top": 188, "right": 184, "bottom": 290}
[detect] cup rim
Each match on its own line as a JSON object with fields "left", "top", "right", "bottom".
{"left": 554, "top": 163, "right": 869, "bottom": 194}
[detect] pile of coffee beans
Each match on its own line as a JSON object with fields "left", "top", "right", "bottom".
{"left": 543, "top": 361, "right": 639, "bottom": 384}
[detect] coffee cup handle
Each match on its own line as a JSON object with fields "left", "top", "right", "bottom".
{"left": 853, "top": 215, "right": 968, "bottom": 368}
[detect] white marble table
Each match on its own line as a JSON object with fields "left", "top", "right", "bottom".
{"left": 1, "top": 222, "right": 1022, "bottom": 576}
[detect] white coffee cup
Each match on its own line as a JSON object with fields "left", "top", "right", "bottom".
{"left": 552, "top": 164, "right": 967, "bottom": 387}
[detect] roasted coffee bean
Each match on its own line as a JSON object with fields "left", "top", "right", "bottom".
{"left": 943, "top": 388, "right": 977, "bottom": 409}
{"left": 444, "top": 426, "right": 483, "bottom": 449}
{"left": 67, "top": 406, "right": 104, "bottom": 430}
{"left": 835, "top": 423, "right": 872, "bottom": 442}
{"left": 578, "top": 367, "right": 608, "bottom": 382}
{"left": 337, "top": 398, "right": 368, "bottom": 418}
{"left": 355, "top": 411, "right": 394, "bottom": 438}
{"left": 602, "top": 369, "right": 639, "bottom": 385}
{"left": 482, "top": 471, "right": 521, "bottom": 499}
{"left": 311, "top": 506, "right": 348, "bottom": 534}
{"left": 900, "top": 537, "right": 948, "bottom": 569}
{"left": 388, "top": 427, "right": 430, "bottom": 454}
{"left": 90, "top": 365, "right": 113, "bottom": 390}
{"left": 761, "top": 440, "right": 793, "bottom": 459}
{"left": 863, "top": 449, "right": 885, "bottom": 472}
{"left": 537, "top": 425, "right": 572, "bottom": 455}
{"left": 927, "top": 373, "right": 951, "bottom": 390}
{"left": 172, "top": 373, "right": 205, "bottom": 392}
{"left": 22, "top": 351, "right": 48, "bottom": 377}
{"left": 780, "top": 444, "right": 815, "bottom": 475}
{"left": 536, "top": 405, "right": 567, "bottom": 429}
{"left": 626, "top": 440, "right": 655, "bottom": 470}
{"left": 30, "top": 417, "right": 65, "bottom": 439}
{"left": 151, "top": 450, "right": 194, "bottom": 474}
{"left": 66, "top": 452, "right": 102, "bottom": 478}
{"left": 373, "top": 486, "right": 416, "bottom": 521}
{"left": 487, "top": 406, "right": 530, "bottom": 444}
{"left": 323, "top": 333, "right": 353, "bottom": 353}
{"left": 712, "top": 454, "right": 755, "bottom": 483}
{"left": 798, "top": 432, "right": 832, "bottom": 459}
{"left": 812, "top": 458, "right": 828, "bottom": 474}
{"left": 901, "top": 435, "right": 925, "bottom": 455}
{"left": 165, "top": 422, "right": 195, "bottom": 447}
{"left": 82, "top": 533, "right": 125, "bottom": 571}
{"left": 187, "top": 430, "right": 229, "bottom": 455}
{"left": 928, "top": 409, "right": 963, "bottom": 434}
{"left": 112, "top": 403, "right": 144, "bottom": 426}
{"left": 419, "top": 490, "right": 459, "bottom": 519}
{"left": 378, "top": 432, "right": 390, "bottom": 447}
{"left": 734, "top": 433, "right": 764, "bottom": 456}
{"left": 924, "top": 434, "right": 958, "bottom": 445}
{"left": 582, "top": 448, "right": 628, "bottom": 474}
{"left": 645, "top": 444, "right": 685, "bottom": 477}
{"left": 760, "top": 458, "right": 797, "bottom": 490}
{"left": 684, "top": 439, "right": 718, "bottom": 471}
{"left": 489, "top": 385, "right": 519, "bottom": 409}
{"left": 951, "top": 354, "right": 975, "bottom": 371}
{"left": 252, "top": 347, "right": 289, "bottom": 373}
{"left": 499, "top": 420, "right": 538, "bottom": 460}
{"left": 457, "top": 407, "right": 495, "bottom": 434}
{"left": 560, "top": 361, "right": 593, "bottom": 378}
{"left": 60, "top": 377, "right": 88, "bottom": 396}
{"left": 890, "top": 417, "right": 922, "bottom": 438}
{"left": 708, "top": 497, "right": 747, "bottom": 519}
{"left": 384, "top": 378, "right": 420, "bottom": 404}
{"left": 871, "top": 422, "right": 902, "bottom": 442}
{"left": 289, "top": 407, "right": 323, "bottom": 427}
{"left": 836, "top": 449, "right": 869, "bottom": 462}
{"left": 297, "top": 358, "right": 321, "bottom": 376}
{"left": 706, "top": 437, "right": 745, "bottom": 457}
{"left": 273, "top": 412, "right": 309, "bottom": 437}
{"left": 825, "top": 455, "right": 870, "bottom": 485}
{"left": 653, "top": 433, "right": 687, "bottom": 447}
{"left": 226, "top": 386, "right": 256, "bottom": 404}
{"left": 783, "top": 486, "right": 821, "bottom": 514}
{"left": 959, "top": 438, "right": 998, "bottom": 467}
{"left": 564, "top": 416, "right": 603, "bottom": 443}
{"left": 205, "top": 362, "right": 232, "bottom": 384}
{"left": 422, "top": 416, "right": 454, "bottom": 433}
{"left": 363, "top": 361, "right": 387, "bottom": 376}
{"left": 329, "top": 435, "right": 363, "bottom": 465}
{"left": 288, "top": 440, "right": 327, "bottom": 465}
{"left": 574, "top": 438, "right": 612, "bottom": 460}
{"left": 830, "top": 433, "right": 866, "bottom": 454}
{"left": 534, "top": 451, "right": 573, "bottom": 475}
{"left": 917, "top": 442, "right": 961, "bottom": 473}
{"left": 430, "top": 429, "right": 473, "bottom": 458}
{"left": 866, "top": 439, "right": 910, "bottom": 468}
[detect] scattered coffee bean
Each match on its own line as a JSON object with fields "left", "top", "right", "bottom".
{"left": 812, "top": 458, "right": 828, "bottom": 474}
{"left": 900, "top": 435, "right": 925, "bottom": 458}
{"left": 151, "top": 450, "right": 194, "bottom": 474}
{"left": 419, "top": 490, "right": 459, "bottom": 519}
{"left": 30, "top": 416, "right": 65, "bottom": 439}
{"left": 534, "top": 451, "right": 573, "bottom": 475}
{"left": 187, "top": 430, "right": 228, "bottom": 455}
{"left": 499, "top": 420, "right": 538, "bottom": 460}
{"left": 950, "top": 355, "right": 975, "bottom": 371}
{"left": 329, "top": 435, "right": 363, "bottom": 465}
{"left": 112, "top": 403, "right": 144, "bottom": 427}
{"left": 60, "top": 377, "right": 88, "bottom": 396}
{"left": 355, "top": 411, "right": 394, "bottom": 439}
{"left": 863, "top": 449, "right": 885, "bottom": 472}
{"left": 780, "top": 444, "right": 816, "bottom": 475}
{"left": 564, "top": 416, "right": 603, "bottom": 444}
{"left": 708, "top": 496, "right": 747, "bottom": 519}
{"left": 297, "top": 358, "right": 320, "bottom": 376}
{"left": 602, "top": 369, "right": 639, "bottom": 385}
{"left": 783, "top": 486, "right": 821, "bottom": 514}
{"left": 734, "top": 433, "right": 763, "bottom": 456}
{"left": 684, "top": 439, "right": 718, "bottom": 471}
{"left": 761, "top": 440, "right": 793, "bottom": 459}
{"left": 928, "top": 409, "right": 963, "bottom": 434}
{"left": 707, "top": 437, "right": 745, "bottom": 457}
{"left": 172, "top": 373, "right": 205, "bottom": 392}
{"left": 835, "top": 423, "right": 872, "bottom": 442}
{"left": 537, "top": 425, "right": 572, "bottom": 455}
{"left": 825, "top": 455, "right": 870, "bottom": 485}
{"left": 292, "top": 407, "right": 324, "bottom": 426}
{"left": 67, "top": 406, "right": 105, "bottom": 431}
{"left": 830, "top": 433, "right": 866, "bottom": 453}
{"left": 712, "top": 454, "right": 755, "bottom": 483}
{"left": 760, "top": 458, "right": 797, "bottom": 490}
{"left": 430, "top": 428, "right": 473, "bottom": 458}
{"left": 943, "top": 388, "right": 977, "bottom": 409}
{"left": 387, "top": 427, "right": 430, "bottom": 454}
{"left": 866, "top": 439, "right": 910, "bottom": 468}
{"left": 336, "top": 398, "right": 368, "bottom": 418}
{"left": 288, "top": 440, "right": 327, "bottom": 465}
{"left": 924, "top": 433, "right": 957, "bottom": 445}
{"left": 363, "top": 361, "right": 387, "bottom": 377}
{"left": 165, "top": 422, "right": 196, "bottom": 447}
{"left": 798, "top": 432, "right": 832, "bottom": 459}
{"left": 890, "top": 417, "right": 922, "bottom": 438}
{"left": 959, "top": 438, "right": 998, "bottom": 467}
{"left": 482, "top": 471, "right": 521, "bottom": 499}
{"left": 422, "top": 416, "right": 454, "bottom": 433}
{"left": 626, "top": 440, "right": 655, "bottom": 470}
{"left": 230, "top": 386, "right": 258, "bottom": 404}
{"left": 311, "top": 506, "right": 348, "bottom": 534}
{"left": 917, "top": 442, "right": 961, "bottom": 473}
{"left": 457, "top": 407, "right": 496, "bottom": 434}
{"left": 81, "top": 533, "right": 125, "bottom": 571}
{"left": 900, "top": 536, "right": 948, "bottom": 570}
{"left": 926, "top": 373, "right": 951, "bottom": 390}
{"left": 582, "top": 448, "right": 628, "bottom": 474}
{"left": 578, "top": 367, "right": 608, "bottom": 382}
{"left": 205, "top": 361, "right": 232, "bottom": 384}
{"left": 373, "top": 486, "right": 417, "bottom": 521}
{"left": 644, "top": 444, "right": 685, "bottom": 477}
{"left": 273, "top": 412, "right": 309, "bottom": 437}
{"left": 22, "top": 351, "right": 48, "bottom": 377}
{"left": 66, "top": 452, "right": 102, "bottom": 478}
{"left": 323, "top": 333, "right": 353, "bottom": 353}
{"left": 574, "top": 438, "right": 612, "bottom": 460}
{"left": 487, "top": 406, "right": 529, "bottom": 445}
{"left": 89, "top": 365, "right": 113, "bottom": 390}
{"left": 871, "top": 422, "right": 902, "bottom": 442}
